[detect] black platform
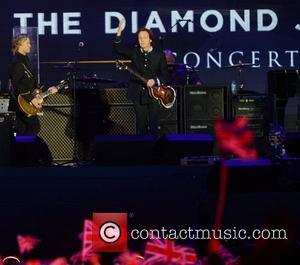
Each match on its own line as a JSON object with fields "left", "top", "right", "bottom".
{"left": 0, "top": 162, "right": 299, "bottom": 257}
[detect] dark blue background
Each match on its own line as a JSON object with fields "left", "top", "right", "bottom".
{"left": 0, "top": 0, "right": 299, "bottom": 91}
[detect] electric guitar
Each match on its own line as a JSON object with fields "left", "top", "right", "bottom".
{"left": 116, "top": 61, "right": 176, "bottom": 109}
{"left": 18, "top": 80, "right": 68, "bottom": 117}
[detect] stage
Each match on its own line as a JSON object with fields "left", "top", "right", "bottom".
{"left": 0, "top": 162, "right": 300, "bottom": 261}
{"left": 1, "top": 0, "right": 300, "bottom": 263}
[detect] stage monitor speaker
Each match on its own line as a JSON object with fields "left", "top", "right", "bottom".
{"left": 208, "top": 159, "right": 280, "bottom": 193}
{"left": 155, "top": 134, "right": 214, "bottom": 164}
{"left": 184, "top": 86, "right": 225, "bottom": 121}
{"left": 13, "top": 136, "right": 52, "bottom": 166}
{"left": 38, "top": 106, "right": 75, "bottom": 161}
{"left": 94, "top": 135, "right": 154, "bottom": 165}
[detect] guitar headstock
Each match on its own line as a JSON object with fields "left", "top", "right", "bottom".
{"left": 57, "top": 80, "right": 69, "bottom": 90}
{"left": 116, "top": 60, "right": 128, "bottom": 71}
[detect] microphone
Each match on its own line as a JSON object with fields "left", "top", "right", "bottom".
{"left": 78, "top": 41, "right": 84, "bottom": 48}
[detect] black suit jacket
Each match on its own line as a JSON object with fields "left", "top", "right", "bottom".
{"left": 114, "top": 36, "right": 169, "bottom": 102}
{"left": 9, "top": 52, "right": 38, "bottom": 102}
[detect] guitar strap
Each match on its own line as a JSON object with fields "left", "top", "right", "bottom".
{"left": 22, "top": 63, "right": 34, "bottom": 79}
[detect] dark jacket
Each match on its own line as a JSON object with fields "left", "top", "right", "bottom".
{"left": 9, "top": 52, "right": 38, "bottom": 102}
{"left": 114, "top": 36, "right": 169, "bottom": 102}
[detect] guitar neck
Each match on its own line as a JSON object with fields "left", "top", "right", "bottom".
{"left": 126, "top": 66, "right": 148, "bottom": 84}
{"left": 40, "top": 90, "right": 51, "bottom": 99}
{"left": 38, "top": 83, "right": 64, "bottom": 99}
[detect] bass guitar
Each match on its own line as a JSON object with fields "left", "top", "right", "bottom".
{"left": 116, "top": 61, "right": 176, "bottom": 109}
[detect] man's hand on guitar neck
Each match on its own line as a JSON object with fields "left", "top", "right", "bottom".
{"left": 48, "top": 86, "right": 58, "bottom": 94}
{"left": 31, "top": 95, "right": 43, "bottom": 109}
{"left": 147, "top": 79, "right": 155, "bottom": 87}
{"left": 30, "top": 86, "right": 58, "bottom": 109}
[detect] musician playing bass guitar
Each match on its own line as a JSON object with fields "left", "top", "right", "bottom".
{"left": 114, "top": 18, "right": 169, "bottom": 138}
{"left": 9, "top": 35, "right": 58, "bottom": 135}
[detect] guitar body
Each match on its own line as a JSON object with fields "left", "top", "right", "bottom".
{"left": 18, "top": 89, "right": 43, "bottom": 117}
{"left": 17, "top": 80, "right": 68, "bottom": 117}
{"left": 148, "top": 85, "right": 176, "bottom": 109}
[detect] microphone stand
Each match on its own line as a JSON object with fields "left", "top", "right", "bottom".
{"left": 170, "top": 19, "right": 193, "bottom": 30}
{"left": 170, "top": 19, "right": 219, "bottom": 85}
{"left": 169, "top": 19, "right": 194, "bottom": 134}
{"left": 60, "top": 43, "right": 83, "bottom": 166}
{"left": 158, "top": 36, "right": 164, "bottom": 50}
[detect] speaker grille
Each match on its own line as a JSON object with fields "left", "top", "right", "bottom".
{"left": 101, "top": 106, "right": 136, "bottom": 135}
{"left": 38, "top": 106, "right": 74, "bottom": 160}
{"left": 185, "top": 86, "right": 225, "bottom": 120}
{"left": 44, "top": 90, "right": 73, "bottom": 106}
{"left": 99, "top": 88, "right": 131, "bottom": 105}
{"left": 184, "top": 86, "right": 225, "bottom": 134}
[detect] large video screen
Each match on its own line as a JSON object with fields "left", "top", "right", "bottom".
{"left": 0, "top": 0, "right": 299, "bottom": 91}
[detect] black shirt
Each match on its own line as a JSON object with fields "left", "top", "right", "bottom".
{"left": 114, "top": 36, "right": 169, "bottom": 102}
{"left": 9, "top": 52, "right": 38, "bottom": 102}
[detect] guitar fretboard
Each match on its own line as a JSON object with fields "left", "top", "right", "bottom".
{"left": 40, "top": 90, "right": 51, "bottom": 99}
{"left": 124, "top": 65, "right": 148, "bottom": 84}
{"left": 39, "top": 82, "right": 66, "bottom": 99}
